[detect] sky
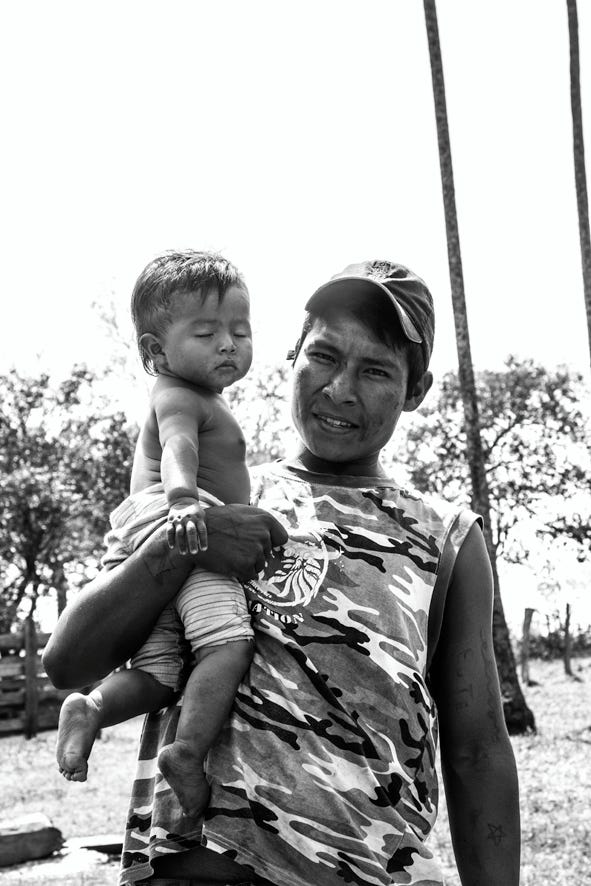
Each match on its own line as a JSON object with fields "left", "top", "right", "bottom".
{"left": 2, "top": 0, "right": 590, "bottom": 399}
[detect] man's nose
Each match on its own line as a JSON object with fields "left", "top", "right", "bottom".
{"left": 323, "top": 368, "right": 357, "bottom": 404}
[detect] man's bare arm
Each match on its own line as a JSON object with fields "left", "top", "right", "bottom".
{"left": 43, "top": 505, "right": 288, "bottom": 689}
{"left": 430, "top": 525, "right": 520, "bottom": 886}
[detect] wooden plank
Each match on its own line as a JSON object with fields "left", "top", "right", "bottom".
{"left": 38, "top": 707, "right": 61, "bottom": 729}
{"left": 0, "top": 660, "right": 24, "bottom": 677}
{"left": 38, "top": 685, "right": 69, "bottom": 702}
{"left": 0, "top": 633, "right": 24, "bottom": 652}
{"left": 0, "top": 675, "right": 25, "bottom": 690}
{"left": 0, "top": 631, "right": 49, "bottom": 647}
{"left": 0, "top": 689, "right": 25, "bottom": 706}
{"left": 0, "top": 717, "right": 24, "bottom": 734}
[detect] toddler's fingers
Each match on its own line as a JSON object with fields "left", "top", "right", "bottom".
{"left": 166, "top": 521, "right": 177, "bottom": 549}
{"left": 197, "top": 518, "right": 208, "bottom": 552}
{"left": 185, "top": 520, "right": 199, "bottom": 555}
{"left": 175, "top": 521, "right": 188, "bottom": 556}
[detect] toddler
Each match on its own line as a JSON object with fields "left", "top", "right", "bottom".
{"left": 56, "top": 250, "right": 254, "bottom": 817}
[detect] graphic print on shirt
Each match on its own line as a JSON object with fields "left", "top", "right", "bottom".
{"left": 244, "top": 525, "right": 341, "bottom": 624}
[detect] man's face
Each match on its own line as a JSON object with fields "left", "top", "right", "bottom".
{"left": 291, "top": 306, "right": 427, "bottom": 476}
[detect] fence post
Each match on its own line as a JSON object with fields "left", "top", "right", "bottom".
{"left": 24, "top": 617, "right": 39, "bottom": 739}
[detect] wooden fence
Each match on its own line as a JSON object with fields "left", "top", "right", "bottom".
{"left": 0, "top": 618, "right": 68, "bottom": 738}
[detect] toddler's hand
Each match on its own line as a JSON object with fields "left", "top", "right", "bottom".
{"left": 167, "top": 498, "right": 208, "bottom": 555}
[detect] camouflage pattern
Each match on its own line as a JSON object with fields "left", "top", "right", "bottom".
{"left": 119, "top": 463, "right": 479, "bottom": 885}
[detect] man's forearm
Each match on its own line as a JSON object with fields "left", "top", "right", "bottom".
{"left": 443, "top": 741, "right": 520, "bottom": 886}
{"left": 43, "top": 533, "right": 193, "bottom": 689}
{"left": 43, "top": 504, "right": 288, "bottom": 689}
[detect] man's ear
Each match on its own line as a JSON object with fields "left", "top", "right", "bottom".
{"left": 402, "top": 370, "right": 433, "bottom": 413}
{"left": 140, "top": 333, "right": 168, "bottom": 371}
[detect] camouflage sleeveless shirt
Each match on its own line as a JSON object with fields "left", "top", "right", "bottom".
{"left": 119, "top": 462, "right": 480, "bottom": 886}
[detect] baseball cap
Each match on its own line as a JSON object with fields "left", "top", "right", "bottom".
{"left": 305, "top": 260, "right": 435, "bottom": 370}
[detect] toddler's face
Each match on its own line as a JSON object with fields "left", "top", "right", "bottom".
{"left": 160, "top": 285, "right": 253, "bottom": 391}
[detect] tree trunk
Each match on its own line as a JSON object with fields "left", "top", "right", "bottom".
{"left": 423, "top": 0, "right": 534, "bottom": 733}
{"left": 24, "top": 616, "right": 39, "bottom": 739}
{"left": 567, "top": 0, "right": 591, "bottom": 369}
{"left": 521, "top": 607, "right": 535, "bottom": 685}
{"left": 564, "top": 602, "right": 573, "bottom": 676}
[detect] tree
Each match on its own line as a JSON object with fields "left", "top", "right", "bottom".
{"left": 226, "top": 363, "right": 296, "bottom": 467}
{"left": 391, "top": 358, "right": 590, "bottom": 693}
{"left": 536, "top": 553, "right": 589, "bottom": 679}
{"left": 0, "top": 366, "right": 137, "bottom": 631}
{"left": 395, "top": 358, "right": 590, "bottom": 565}
{"left": 566, "top": 0, "right": 591, "bottom": 369}
{"left": 423, "top": 0, "right": 534, "bottom": 731}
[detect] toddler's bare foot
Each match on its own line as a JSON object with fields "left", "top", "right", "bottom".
{"left": 158, "top": 741, "right": 210, "bottom": 817}
{"left": 56, "top": 691, "right": 102, "bottom": 782}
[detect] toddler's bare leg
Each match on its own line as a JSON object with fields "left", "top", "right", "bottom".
{"left": 57, "top": 669, "right": 175, "bottom": 781}
{"left": 158, "top": 640, "right": 253, "bottom": 817}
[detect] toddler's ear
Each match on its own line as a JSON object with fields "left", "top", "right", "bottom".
{"left": 140, "top": 333, "right": 168, "bottom": 371}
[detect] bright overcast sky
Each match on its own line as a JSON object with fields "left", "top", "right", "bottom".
{"left": 2, "top": 0, "right": 591, "bottom": 391}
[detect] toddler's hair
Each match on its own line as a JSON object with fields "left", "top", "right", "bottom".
{"left": 131, "top": 250, "right": 246, "bottom": 374}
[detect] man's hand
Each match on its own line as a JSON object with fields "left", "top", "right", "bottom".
{"left": 196, "top": 504, "right": 288, "bottom": 581}
{"left": 167, "top": 498, "right": 207, "bottom": 555}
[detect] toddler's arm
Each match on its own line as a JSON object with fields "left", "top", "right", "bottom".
{"left": 153, "top": 381, "right": 209, "bottom": 554}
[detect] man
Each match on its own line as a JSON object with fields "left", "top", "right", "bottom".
{"left": 45, "top": 260, "right": 520, "bottom": 885}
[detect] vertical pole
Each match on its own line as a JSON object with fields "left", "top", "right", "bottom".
{"left": 521, "top": 608, "right": 535, "bottom": 685}
{"left": 564, "top": 602, "right": 573, "bottom": 676}
{"left": 24, "top": 616, "right": 39, "bottom": 739}
{"left": 566, "top": 0, "right": 591, "bottom": 371}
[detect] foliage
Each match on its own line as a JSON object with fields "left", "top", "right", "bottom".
{"left": 0, "top": 366, "right": 138, "bottom": 631}
{"left": 517, "top": 618, "right": 591, "bottom": 661}
{"left": 389, "top": 357, "right": 591, "bottom": 563}
{"left": 226, "top": 361, "right": 296, "bottom": 466}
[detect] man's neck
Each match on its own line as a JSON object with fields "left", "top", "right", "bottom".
{"left": 285, "top": 449, "right": 388, "bottom": 480}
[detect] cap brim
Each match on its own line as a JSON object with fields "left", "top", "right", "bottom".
{"left": 305, "top": 276, "right": 422, "bottom": 344}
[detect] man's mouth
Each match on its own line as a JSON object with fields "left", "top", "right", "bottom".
{"left": 217, "top": 361, "right": 237, "bottom": 370}
{"left": 314, "top": 412, "right": 358, "bottom": 430}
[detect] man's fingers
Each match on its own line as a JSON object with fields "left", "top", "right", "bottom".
{"left": 267, "top": 515, "right": 288, "bottom": 547}
{"left": 254, "top": 553, "right": 267, "bottom": 575}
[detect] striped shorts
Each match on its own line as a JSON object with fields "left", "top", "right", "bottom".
{"left": 102, "top": 484, "right": 254, "bottom": 691}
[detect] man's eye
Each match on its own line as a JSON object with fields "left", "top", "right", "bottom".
{"left": 310, "top": 351, "right": 334, "bottom": 363}
{"left": 366, "top": 367, "right": 388, "bottom": 377}
{"left": 195, "top": 333, "right": 213, "bottom": 338}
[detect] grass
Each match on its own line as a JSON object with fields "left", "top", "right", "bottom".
{"left": 432, "top": 656, "right": 591, "bottom": 885}
{"left": 1, "top": 658, "right": 590, "bottom": 884}
{"left": 2, "top": 715, "right": 144, "bottom": 839}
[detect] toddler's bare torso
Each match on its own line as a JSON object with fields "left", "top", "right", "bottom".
{"left": 130, "top": 376, "right": 250, "bottom": 506}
